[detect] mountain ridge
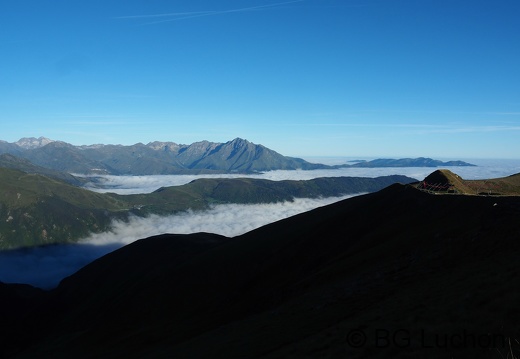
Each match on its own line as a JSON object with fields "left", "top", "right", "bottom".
{"left": 1, "top": 137, "right": 327, "bottom": 175}
{"left": 346, "top": 157, "right": 475, "bottom": 167}
{"left": 1, "top": 182, "right": 519, "bottom": 358}
{"left": 0, "top": 137, "right": 475, "bottom": 175}
{"left": 14, "top": 136, "right": 54, "bottom": 149}
{"left": 0, "top": 166, "right": 416, "bottom": 249}
{"left": 0, "top": 154, "right": 86, "bottom": 186}
{"left": 417, "top": 169, "right": 520, "bottom": 195}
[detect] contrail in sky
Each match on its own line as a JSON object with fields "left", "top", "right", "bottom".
{"left": 115, "top": 11, "right": 218, "bottom": 19}
{"left": 116, "top": 0, "right": 305, "bottom": 24}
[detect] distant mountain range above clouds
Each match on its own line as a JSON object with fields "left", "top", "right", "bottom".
{"left": 0, "top": 137, "right": 329, "bottom": 175}
{"left": 347, "top": 157, "right": 476, "bottom": 168}
{"left": 0, "top": 137, "right": 476, "bottom": 175}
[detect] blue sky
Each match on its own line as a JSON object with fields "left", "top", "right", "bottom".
{"left": 1, "top": 0, "right": 519, "bottom": 158}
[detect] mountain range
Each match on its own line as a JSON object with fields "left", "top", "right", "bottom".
{"left": 0, "top": 137, "right": 327, "bottom": 175}
{"left": 347, "top": 157, "right": 475, "bottom": 167}
{"left": 0, "top": 166, "right": 416, "bottom": 249}
{"left": 0, "top": 136, "right": 515, "bottom": 357}
{"left": 1, "top": 177, "right": 519, "bottom": 358}
{"left": 0, "top": 137, "right": 475, "bottom": 175}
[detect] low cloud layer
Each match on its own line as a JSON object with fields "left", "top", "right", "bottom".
{"left": 84, "top": 195, "right": 354, "bottom": 245}
{"left": 2, "top": 158, "right": 519, "bottom": 290}
{"left": 83, "top": 159, "right": 520, "bottom": 194}
{"left": 0, "top": 195, "right": 356, "bottom": 290}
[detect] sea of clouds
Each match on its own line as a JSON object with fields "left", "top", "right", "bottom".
{"left": 1, "top": 158, "right": 519, "bottom": 290}
{"left": 82, "top": 158, "right": 520, "bottom": 195}
{"left": 0, "top": 195, "right": 356, "bottom": 289}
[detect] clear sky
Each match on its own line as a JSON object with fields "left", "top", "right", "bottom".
{"left": 1, "top": 0, "right": 519, "bottom": 158}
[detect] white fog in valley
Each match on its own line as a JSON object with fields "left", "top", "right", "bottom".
{"left": 83, "top": 195, "right": 356, "bottom": 245}
{"left": 1, "top": 158, "right": 519, "bottom": 290}
{"left": 82, "top": 159, "right": 520, "bottom": 194}
{"left": 0, "top": 195, "right": 357, "bottom": 290}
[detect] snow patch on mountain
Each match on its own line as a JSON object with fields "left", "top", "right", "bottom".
{"left": 15, "top": 137, "right": 54, "bottom": 149}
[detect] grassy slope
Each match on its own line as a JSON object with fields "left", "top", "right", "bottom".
{"left": 0, "top": 167, "right": 415, "bottom": 248}
{"left": 464, "top": 172, "right": 520, "bottom": 195}
{"left": 0, "top": 168, "right": 130, "bottom": 248}
{"left": 0, "top": 154, "right": 87, "bottom": 186}
{"left": 114, "top": 175, "right": 415, "bottom": 215}
{"left": 4, "top": 165, "right": 520, "bottom": 250}
{"left": 416, "top": 169, "right": 520, "bottom": 195}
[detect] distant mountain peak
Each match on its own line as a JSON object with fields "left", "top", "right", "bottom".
{"left": 15, "top": 137, "right": 54, "bottom": 149}
{"left": 346, "top": 157, "right": 476, "bottom": 168}
{"left": 147, "top": 141, "right": 181, "bottom": 151}
{"left": 229, "top": 137, "right": 250, "bottom": 144}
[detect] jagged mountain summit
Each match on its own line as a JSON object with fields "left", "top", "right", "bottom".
{"left": 0, "top": 137, "right": 328, "bottom": 175}
{"left": 14, "top": 136, "right": 55, "bottom": 149}
{"left": 0, "top": 137, "right": 476, "bottom": 175}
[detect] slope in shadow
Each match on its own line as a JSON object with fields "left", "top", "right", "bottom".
{"left": 2, "top": 183, "right": 520, "bottom": 358}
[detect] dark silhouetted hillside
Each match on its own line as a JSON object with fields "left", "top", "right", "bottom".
{"left": 1, "top": 183, "right": 519, "bottom": 358}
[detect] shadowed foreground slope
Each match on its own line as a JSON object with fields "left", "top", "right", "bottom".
{"left": 2, "top": 184, "right": 520, "bottom": 358}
